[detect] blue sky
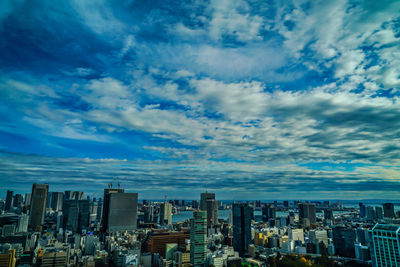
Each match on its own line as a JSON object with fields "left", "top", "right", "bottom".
{"left": 1, "top": 0, "right": 400, "bottom": 199}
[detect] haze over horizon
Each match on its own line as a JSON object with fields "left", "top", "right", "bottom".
{"left": 1, "top": 0, "right": 400, "bottom": 200}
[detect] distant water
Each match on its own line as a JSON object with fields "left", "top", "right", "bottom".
{"left": 172, "top": 203, "right": 400, "bottom": 223}
{"left": 173, "top": 209, "right": 231, "bottom": 223}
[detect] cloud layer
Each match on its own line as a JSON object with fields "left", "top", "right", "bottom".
{"left": 0, "top": 0, "right": 399, "bottom": 199}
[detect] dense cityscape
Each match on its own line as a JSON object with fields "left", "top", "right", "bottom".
{"left": 1, "top": 0, "right": 400, "bottom": 266}
{"left": 0, "top": 182, "right": 399, "bottom": 266}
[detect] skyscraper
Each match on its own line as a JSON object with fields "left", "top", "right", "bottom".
{"left": 332, "top": 227, "right": 356, "bottom": 258}
{"left": 13, "top": 194, "right": 23, "bottom": 208}
{"left": 233, "top": 203, "right": 252, "bottom": 257}
{"left": 359, "top": 202, "right": 366, "bottom": 218}
{"left": 298, "top": 203, "right": 316, "bottom": 225}
{"left": 5, "top": 190, "right": 13, "bottom": 212}
{"left": 50, "top": 192, "right": 64, "bottom": 211}
{"left": 372, "top": 223, "right": 400, "bottom": 266}
{"left": 160, "top": 202, "right": 172, "bottom": 225}
{"left": 190, "top": 210, "right": 207, "bottom": 267}
{"left": 63, "top": 199, "right": 91, "bottom": 233}
{"left": 29, "top": 183, "right": 49, "bottom": 232}
{"left": 65, "top": 191, "right": 84, "bottom": 201}
{"left": 101, "top": 188, "right": 138, "bottom": 233}
{"left": 262, "top": 203, "right": 276, "bottom": 222}
{"left": 206, "top": 199, "right": 218, "bottom": 226}
{"left": 200, "top": 192, "right": 215, "bottom": 211}
{"left": 382, "top": 203, "right": 395, "bottom": 218}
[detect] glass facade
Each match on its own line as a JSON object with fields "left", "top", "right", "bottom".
{"left": 372, "top": 223, "right": 400, "bottom": 267}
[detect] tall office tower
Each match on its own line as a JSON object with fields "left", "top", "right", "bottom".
{"left": 24, "top": 193, "right": 31, "bottom": 206}
{"left": 13, "top": 194, "right": 23, "bottom": 207}
{"left": 367, "top": 206, "right": 376, "bottom": 221}
{"left": 90, "top": 201, "right": 98, "bottom": 222}
{"left": 332, "top": 227, "right": 356, "bottom": 258}
{"left": 309, "top": 229, "right": 329, "bottom": 252}
{"left": 192, "top": 200, "right": 199, "bottom": 209}
{"left": 144, "top": 205, "right": 154, "bottom": 223}
{"left": 283, "top": 201, "right": 289, "bottom": 208}
{"left": 190, "top": 210, "right": 207, "bottom": 267}
{"left": 200, "top": 192, "right": 215, "bottom": 211}
{"left": 160, "top": 202, "right": 172, "bottom": 225}
{"left": 101, "top": 188, "right": 138, "bottom": 233}
{"left": 5, "top": 190, "right": 14, "bottom": 212}
{"left": 65, "top": 191, "right": 84, "bottom": 201}
{"left": 16, "top": 214, "right": 29, "bottom": 233}
{"left": 63, "top": 199, "right": 91, "bottom": 233}
{"left": 288, "top": 228, "right": 305, "bottom": 243}
{"left": 359, "top": 203, "right": 366, "bottom": 218}
{"left": 375, "top": 206, "right": 383, "bottom": 220}
{"left": 372, "top": 224, "right": 400, "bottom": 266}
{"left": 324, "top": 209, "right": 334, "bottom": 220}
{"left": 206, "top": 199, "right": 218, "bottom": 226}
{"left": 298, "top": 203, "right": 316, "bottom": 225}
{"left": 29, "top": 183, "right": 49, "bottom": 231}
{"left": 262, "top": 204, "right": 276, "bottom": 222}
{"left": 96, "top": 198, "right": 103, "bottom": 221}
{"left": 50, "top": 192, "right": 64, "bottom": 211}
{"left": 382, "top": 203, "right": 395, "bottom": 218}
{"left": 233, "top": 203, "right": 252, "bottom": 257}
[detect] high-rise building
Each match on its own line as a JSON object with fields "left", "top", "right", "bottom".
{"left": 288, "top": 228, "right": 304, "bottom": 243}
{"left": 206, "top": 199, "right": 218, "bottom": 226}
{"left": 359, "top": 203, "right": 366, "bottom": 218}
{"left": 160, "top": 202, "right": 172, "bottom": 225}
{"left": 16, "top": 214, "right": 29, "bottom": 233}
{"left": 367, "top": 206, "right": 376, "bottom": 221}
{"left": 0, "top": 247, "right": 16, "bottom": 267}
{"left": 144, "top": 205, "right": 154, "bottom": 223}
{"left": 29, "top": 183, "right": 49, "bottom": 232}
{"left": 200, "top": 192, "right": 215, "bottom": 211}
{"left": 382, "top": 203, "right": 395, "bottom": 218}
{"left": 41, "top": 250, "right": 68, "bottom": 267}
{"left": 101, "top": 188, "right": 138, "bottom": 233}
{"left": 64, "top": 191, "right": 84, "bottom": 201}
{"left": 50, "top": 192, "right": 64, "bottom": 211}
{"left": 233, "top": 203, "right": 252, "bottom": 257}
{"left": 24, "top": 193, "right": 31, "bottom": 206}
{"left": 298, "top": 203, "right": 316, "bottom": 225}
{"left": 372, "top": 223, "right": 400, "bottom": 266}
{"left": 332, "top": 227, "right": 356, "bottom": 258}
{"left": 63, "top": 199, "right": 91, "bottom": 233}
{"left": 375, "top": 206, "right": 383, "bottom": 220}
{"left": 190, "top": 210, "right": 207, "bottom": 267}
{"left": 192, "top": 200, "right": 199, "bottom": 209}
{"left": 5, "top": 190, "right": 13, "bottom": 212}
{"left": 96, "top": 198, "right": 103, "bottom": 221}
{"left": 13, "top": 194, "right": 23, "bottom": 208}
{"left": 324, "top": 209, "right": 334, "bottom": 220}
{"left": 262, "top": 204, "right": 276, "bottom": 222}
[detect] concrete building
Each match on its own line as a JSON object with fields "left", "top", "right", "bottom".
{"left": 372, "top": 223, "right": 400, "bottom": 266}
{"left": 190, "top": 210, "right": 207, "bottom": 267}
{"left": 233, "top": 204, "right": 252, "bottom": 257}
{"left": 29, "top": 183, "right": 49, "bottom": 232}
{"left": 298, "top": 203, "right": 316, "bottom": 225}
{"left": 206, "top": 199, "right": 218, "bottom": 226}
{"left": 160, "top": 202, "right": 172, "bottom": 225}
{"left": 101, "top": 188, "right": 138, "bottom": 233}
{"left": 382, "top": 203, "right": 395, "bottom": 218}
{"left": 5, "top": 190, "right": 14, "bottom": 212}
{"left": 200, "top": 192, "right": 215, "bottom": 211}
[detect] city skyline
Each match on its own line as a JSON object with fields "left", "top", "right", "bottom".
{"left": 1, "top": 0, "right": 400, "bottom": 199}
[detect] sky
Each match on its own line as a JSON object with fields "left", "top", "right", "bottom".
{"left": 0, "top": 0, "right": 400, "bottom": 200}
